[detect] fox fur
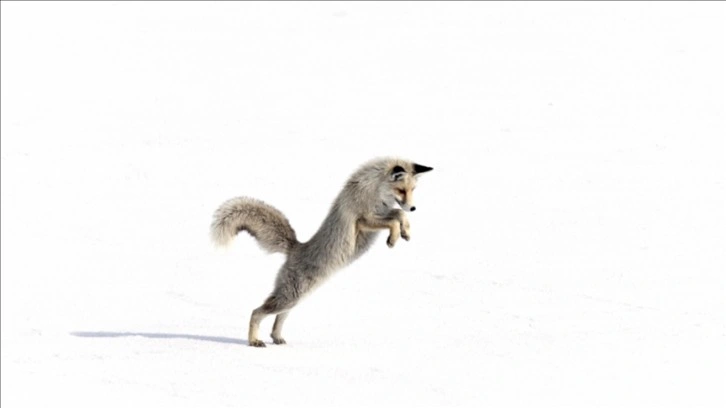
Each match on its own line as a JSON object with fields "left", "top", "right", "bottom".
{"left": 210, "top": 157, "right": 433, "bottom": 347}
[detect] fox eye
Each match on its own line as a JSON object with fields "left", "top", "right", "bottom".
{"left": 396, "top": 189, "right": 406, "bottom": 195}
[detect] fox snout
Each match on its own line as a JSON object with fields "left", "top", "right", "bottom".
{"left": 395, "top": 196, "right": 416, "bottom": 212}
{"left": 398, "top": 202, "right": 416, "bottom": 212}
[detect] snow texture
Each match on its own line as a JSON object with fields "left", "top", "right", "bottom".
{"left": 1, "top": 2, "right": 724, "bottom": 407}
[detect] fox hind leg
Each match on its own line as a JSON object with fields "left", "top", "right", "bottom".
{"left": 248, "top": 295, "right": 294, "bottom": 347}
{"left": 271, "top": 311, "right": 290, "bottom": 345}
{"left": 248, "top": 307, "right": 268, "bottom": 347}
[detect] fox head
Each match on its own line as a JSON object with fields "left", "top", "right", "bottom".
{"left": 388, "top": 162, "right": 433, "bottom": 212}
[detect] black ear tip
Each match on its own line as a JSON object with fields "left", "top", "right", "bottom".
{"left": 413, "top": 163, "right": 433, "bottom": 174}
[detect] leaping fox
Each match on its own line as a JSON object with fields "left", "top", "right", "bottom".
{"left": 210, "top": 157, "right": 433, "bottom": 347}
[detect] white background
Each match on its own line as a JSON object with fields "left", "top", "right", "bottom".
{"left": 2, "top": 2, "right": 724, "bottom": 407}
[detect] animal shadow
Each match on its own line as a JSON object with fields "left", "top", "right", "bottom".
{"left": 70, "top": 331, "right": 246, "bottom": 345}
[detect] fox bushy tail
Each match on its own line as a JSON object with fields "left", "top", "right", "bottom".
{"left": 210, "top": 197, "right": 298, "bottom": 254}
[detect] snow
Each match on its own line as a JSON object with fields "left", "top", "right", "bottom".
{"left": 1, "top": 2, "right": 724, "bottom": 407}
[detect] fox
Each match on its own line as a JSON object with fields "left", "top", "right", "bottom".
{"left": 210, "top": 157, "right": 433, "bottom": 347}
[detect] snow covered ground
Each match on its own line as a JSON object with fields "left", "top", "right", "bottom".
{"left": 1, "top": 2, "right": 724, "bottom": 407}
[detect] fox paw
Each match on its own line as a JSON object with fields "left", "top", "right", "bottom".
{"left": 272, "top": 337, "right": 287, "bottom": 345}
{"left": 249, "top": 339, "right": 266, "bottom": 348}
{"left": 401, "top": 231, "right": 411, "bottom": 241}
{"left": 387, "top": 236, "right": 396, "bottom": 248}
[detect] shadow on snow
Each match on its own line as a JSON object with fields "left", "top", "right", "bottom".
{"left": 70, "top": 331, "right": 246, "bottom": 345}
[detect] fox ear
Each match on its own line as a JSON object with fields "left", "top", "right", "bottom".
{"left": 390, "top": 165, "right": 406, "bottom": 181}
{"left": 413, "top": 163, "right": 433, "bottom": 175}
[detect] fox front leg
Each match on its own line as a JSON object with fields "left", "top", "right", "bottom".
{"left": 391, "top": 210, "right": 411, "bottom": 241}
{"left": 386, "top": 222, "right": 402, "bottom": 248}
{"left": 357, "top": 215, "right": 402, "bottom": 248}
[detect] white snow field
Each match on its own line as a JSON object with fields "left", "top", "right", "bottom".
{"left": 1, "top": 2, "right": 724, "bottom": 407}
